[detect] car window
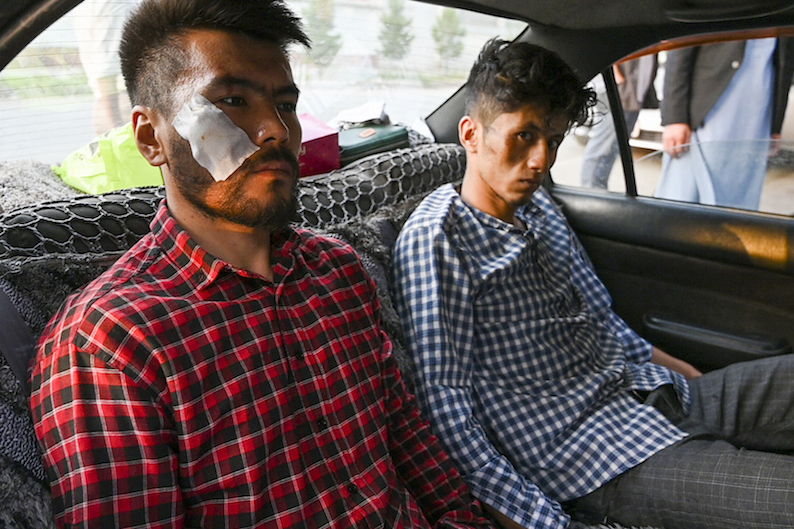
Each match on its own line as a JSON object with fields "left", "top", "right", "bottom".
{"left": 553, "top": 36, "right": 794, "bottom": 217}
{"left": 553, "top": 52, "right": 665, "bottom": 196}
{"left": 0, "top": 0, "right": 525, "bottom": 167}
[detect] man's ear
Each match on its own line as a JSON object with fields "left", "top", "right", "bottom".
{"left": 459, "top": 115, "right": 478, "bottom": 153}
{"left": 132, "top": 105, "right": 167, "bottom": 167}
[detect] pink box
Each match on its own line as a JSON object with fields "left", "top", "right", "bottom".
{"left": 298, "top": 113, "right": 340, "bottom": 177}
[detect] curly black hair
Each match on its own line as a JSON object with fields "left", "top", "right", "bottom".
{"left": 465, "top": 38, "right": 595, "bottom": 130}
{"left": 119, "top": 0, "right": 310, "bottom": 117}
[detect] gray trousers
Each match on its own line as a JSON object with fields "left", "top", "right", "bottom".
{"left": 569, "top": 353, "right": 794, "bottom": 529}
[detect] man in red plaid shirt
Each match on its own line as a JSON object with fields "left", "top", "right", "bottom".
{"left": 29, "top": 1, "right": 495, "bottom": 527}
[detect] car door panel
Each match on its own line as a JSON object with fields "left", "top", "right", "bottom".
{"left": 642, "top": 312, "right": 791, "bottom": 371}
{"left": 553, "top": 186, "right": 794, "bottom": 371}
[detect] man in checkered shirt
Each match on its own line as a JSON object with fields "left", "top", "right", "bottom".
{"left": 392, "top": 38, "right": 794, "bottom": 529}
{"left": 29, "top": 1, "right": 497, "bottom": 528}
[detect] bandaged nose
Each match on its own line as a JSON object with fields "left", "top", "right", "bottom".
{"left": 172, "top": 93, "right": 259, "bottom": 182}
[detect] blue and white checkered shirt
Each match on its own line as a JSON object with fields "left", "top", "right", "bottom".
{"left": 392, "top": 184, "right": 690, "bottom": 529}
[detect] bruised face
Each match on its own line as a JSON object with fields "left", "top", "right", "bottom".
{"left": 167, "top": 138, "right": 299, "bottom": 230}
{"left": 162, "top": 29, "right": 302, "bottom": 232}
{"left": 460, "top": 102, "right": 569, "bottom": 224}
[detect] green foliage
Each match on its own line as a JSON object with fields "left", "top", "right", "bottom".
{"left": 0, "top": 47, "right": 90, "bottom": 99}
{"left": 0, "top": 73, "right": 90, "bottom": 99}
{"left": 379, "top": 0, "right": 414, "bottom": 61}
{"left": 432, "top": 8, "right": 465, "bottom": 64}
{"left": 305, "top": 0, "right": 342, "bottom": 69}
{"left": 418, "top": 71, "right": 468, "bottom": 88}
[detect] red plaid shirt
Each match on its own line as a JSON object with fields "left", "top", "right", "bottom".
{"left": 31, "top": 204, "right": 492, "bottom": 529}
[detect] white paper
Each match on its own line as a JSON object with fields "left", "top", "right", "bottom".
{"left": 329, "top": 101, "right": 387, "bottom": 129}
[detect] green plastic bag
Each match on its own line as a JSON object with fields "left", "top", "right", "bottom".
{"left": 53, "top": 122, "right": 163, "bottom": 195}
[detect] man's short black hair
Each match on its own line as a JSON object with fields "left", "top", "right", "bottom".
{"left": 465, "top": 38, "right": 595, "bottom": 129}
{"left": 119, "top": 0, "right": 310, "bottom": 117}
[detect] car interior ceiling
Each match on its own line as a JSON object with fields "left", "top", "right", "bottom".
{"left": 416, "top": 0, "right": 794, "bottom": 29}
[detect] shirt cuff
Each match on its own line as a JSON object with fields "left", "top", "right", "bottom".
{"left": 465, "top": 458, "right": 571, "bottom": 529}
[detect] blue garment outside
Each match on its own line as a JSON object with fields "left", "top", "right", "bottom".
{"left": 657, "top": 38, "right": 776, "bottom": 209}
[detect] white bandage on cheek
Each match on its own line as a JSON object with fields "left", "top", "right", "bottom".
{"left": 172, "top": 93, "right": 259, "bottom": 182}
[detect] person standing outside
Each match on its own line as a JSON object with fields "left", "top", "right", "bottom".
{"left": 656, "top": 38, "right": 794, "bottom": 209}
{"left": 74, "top": 0, "right": 137, "bottom": 135}
{"left": 580, "top": 55, "right": 658, "bottom": 189}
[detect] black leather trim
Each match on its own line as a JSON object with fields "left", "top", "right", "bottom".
{"left": 0, "top": 287, "right": 34, "bottom": 395}
{"left": 552, "top": 186, "right": 794, "bottom": 273}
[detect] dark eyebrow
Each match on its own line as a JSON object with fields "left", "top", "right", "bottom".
{"left": 531, "top": 117, "right": 568, "bottom": 138}
{"left": 207, "top": 75, "right": 300, "bottom": 99}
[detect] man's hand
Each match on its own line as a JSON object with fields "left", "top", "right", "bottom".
{"left": 662, "top": 123, "right": 691, "bottom": 158}
{"left": 483, "top": 503, "right": 528, "bottom": 529}
{"left": 651, "top": 347, "right": 702, "bottom": 379}
{"left": 770, "top": 133, "right": 782, "bottom": 157}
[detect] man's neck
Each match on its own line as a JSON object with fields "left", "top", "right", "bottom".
{"left": 458, "top": 173, "right": 519, "bottom": 226}
{"left": 168, "top": 199, "right": 276, "bottom": 281}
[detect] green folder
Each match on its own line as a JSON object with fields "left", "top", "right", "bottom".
{"left": 338, "top": 124, "right": 410, "bottom": 166}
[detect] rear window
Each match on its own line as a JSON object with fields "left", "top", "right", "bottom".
{"left": 0, "top": 0, "right": 525, "bottom": 166}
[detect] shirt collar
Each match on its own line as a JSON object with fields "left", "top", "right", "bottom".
{"left": 150, "top": 202, "right": 299, "bottom": 290}
{"left": 448, "top": 184, "right": 547, "bottom": 235}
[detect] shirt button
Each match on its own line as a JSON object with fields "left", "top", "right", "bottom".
{"left": 295, "top": 348, "right": 304, "bottom": 360}
{"left": 347, "top": 483, "right": 359, "bottom": 495}
{"left": 731, "top": 60, "right": 741, "bottom": 69}
{"left": 316, "top": 417, "right": 328, "bottom": 429}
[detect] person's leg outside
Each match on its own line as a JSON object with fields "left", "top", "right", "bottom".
{"left": 580, "top": 107, "right": 620, "bottom": 189}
